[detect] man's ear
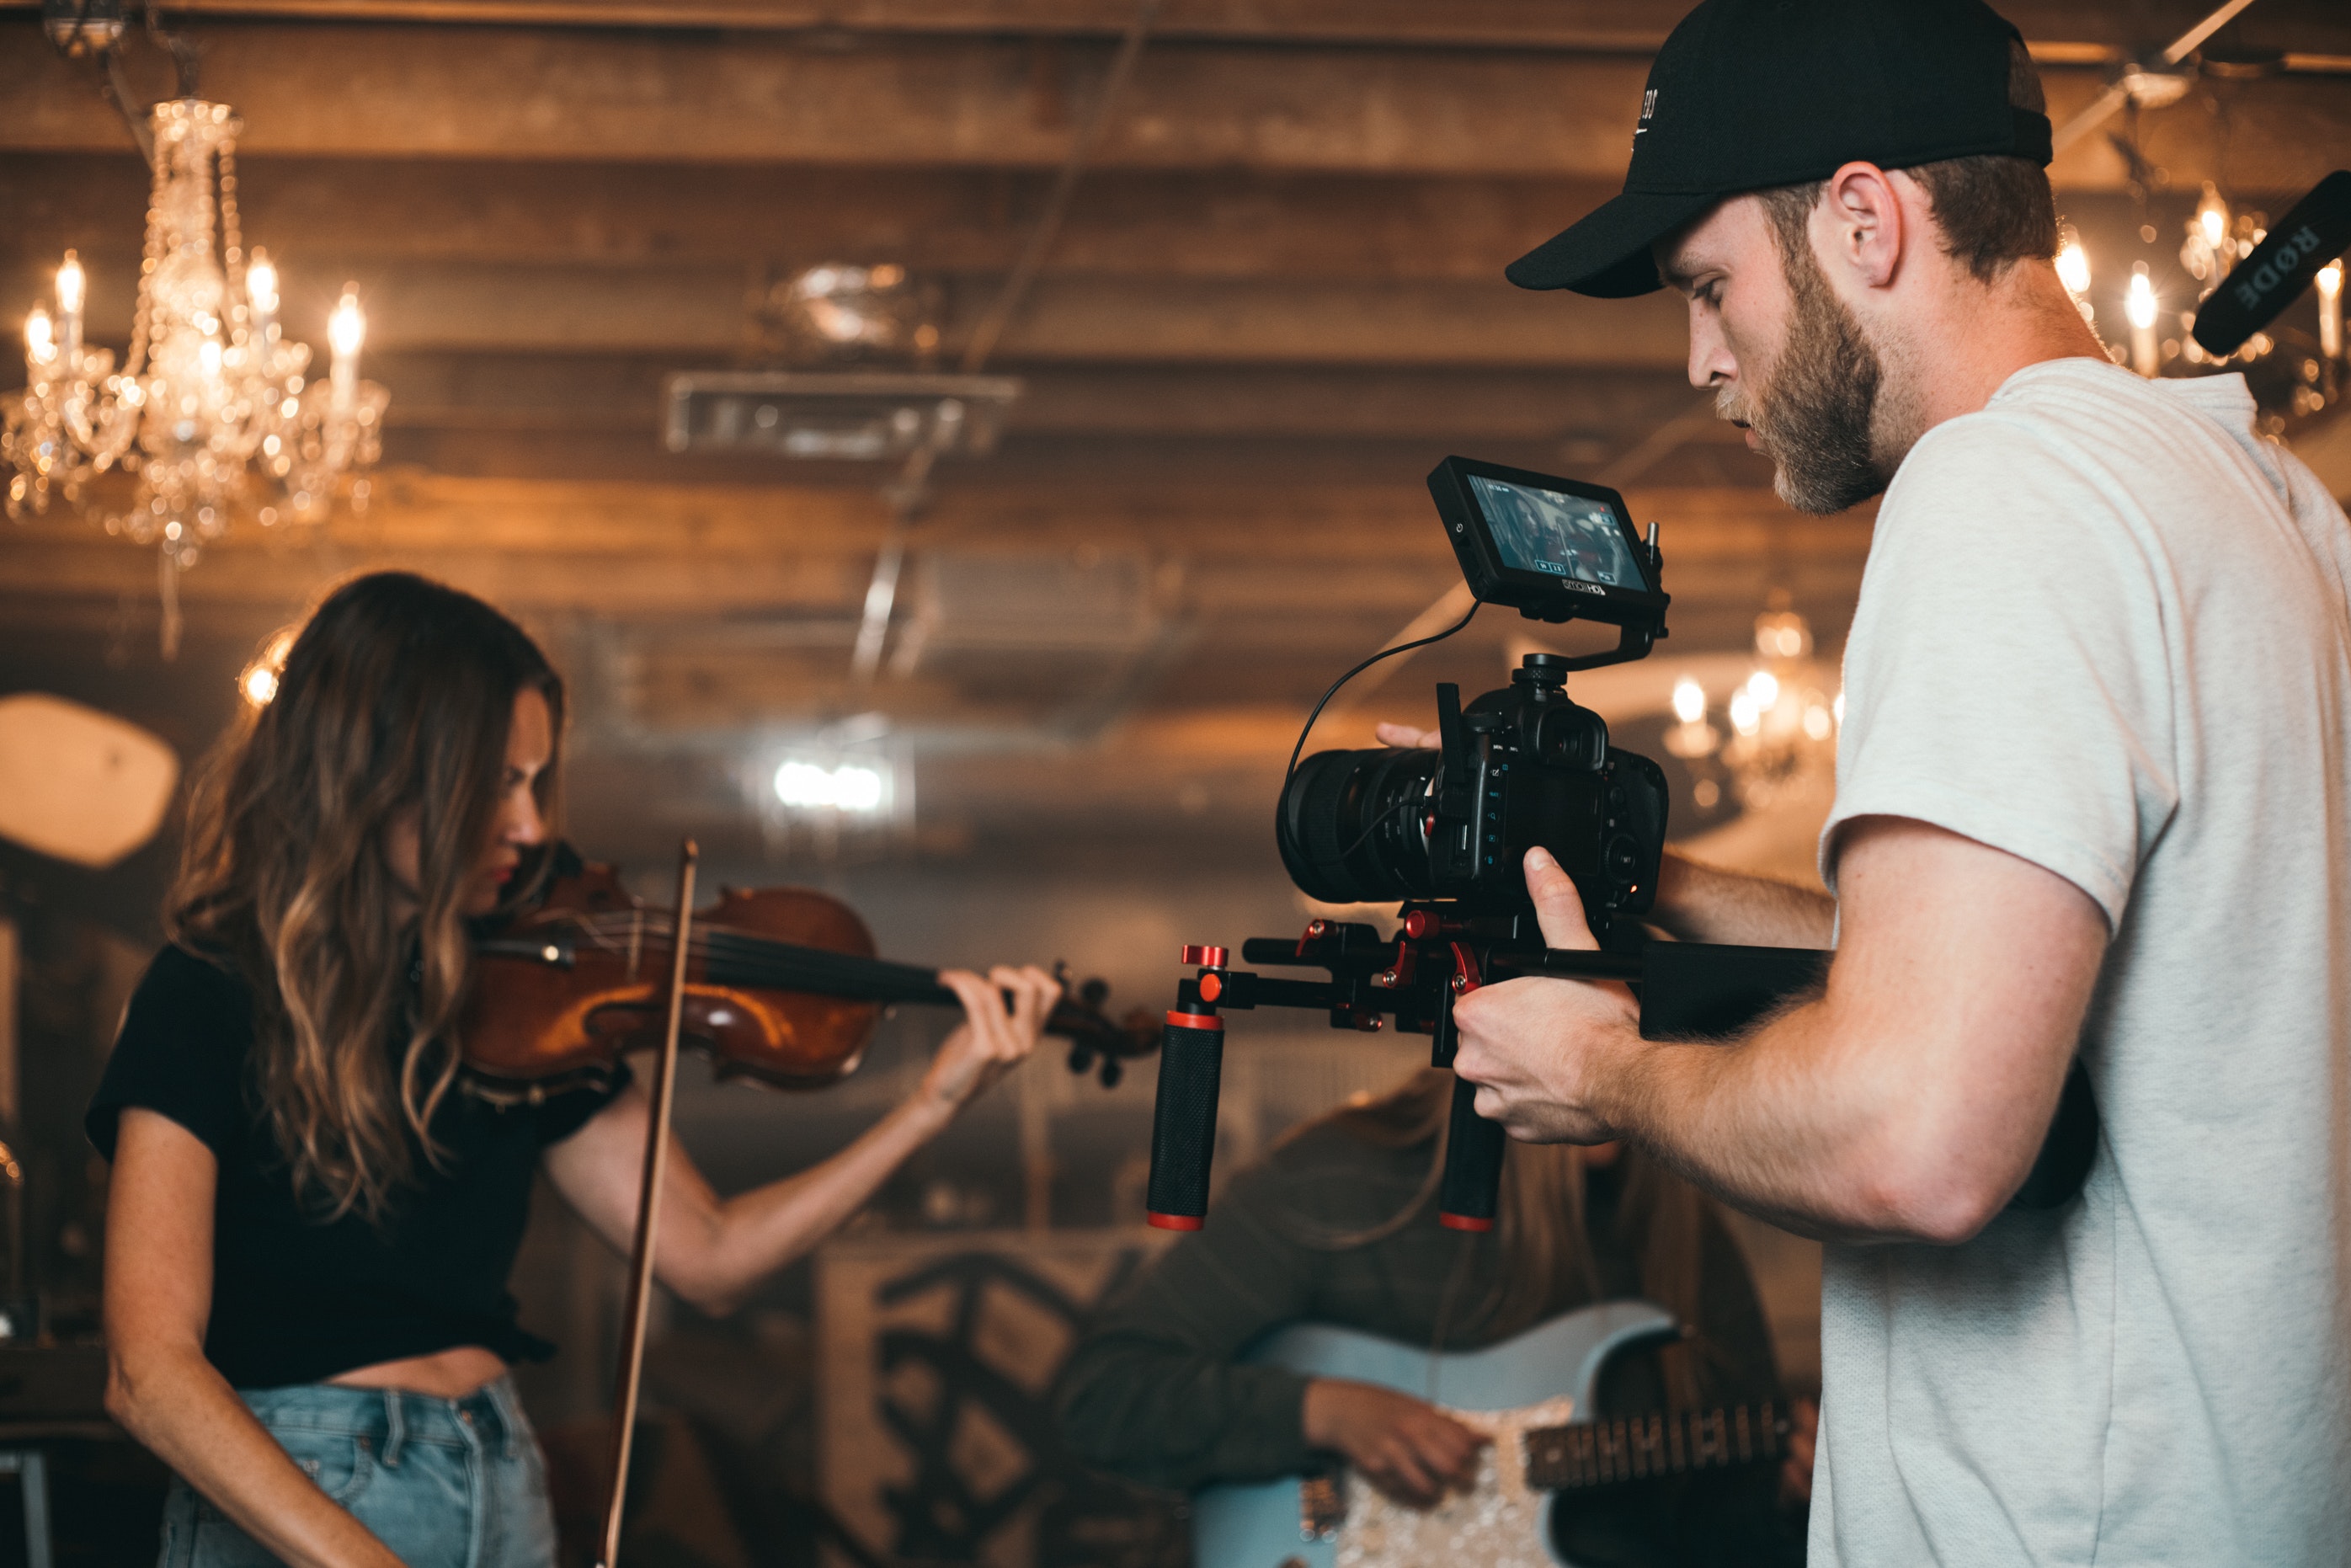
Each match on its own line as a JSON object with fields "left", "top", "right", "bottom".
{"left": 1818, "top": 161, "right": 1908, "bottom": 291}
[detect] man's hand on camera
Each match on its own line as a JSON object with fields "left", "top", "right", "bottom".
{"left": 1302, "top": 1378, "right": 1488, "bottom": 1509}
{"left": 1450, "top": 845, "right": 1641, "bottom": 1143}
{"left": 1373, "top": 721, "right": 1438, "bottom": 749}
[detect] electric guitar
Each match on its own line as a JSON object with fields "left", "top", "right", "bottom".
{"left": 1190, "top": 1301, "right": 1794, "bottom": 1568}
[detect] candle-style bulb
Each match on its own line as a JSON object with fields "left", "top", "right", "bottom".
{"left": 24, "top": 304, "right": 54, "bottom": 363}
{"left": 245, "top": 249, "right": 279, "bottom": 337}
{"left": 328, "top": 289, "right": 365, "bottom": 359}
{"left": 2319, "top": 260, "right": 2344, "bottom": 365}
{"left": 2055, "top": 238, "right": 2091, "bottom": 296}
{"left": 328, "top": 285, "right": 364, "bottom": 411}
{"left": 53, "top": 251, "right": 85, "bottom": 360}
{"left": 2125, "top": 264, "right": 2162, "bottom": 377}
{"left": 2194, "top": 183, "right": 2230, "bottom": 251}
{"left": 55, "top": 252, "right": 85, "bottom": 317}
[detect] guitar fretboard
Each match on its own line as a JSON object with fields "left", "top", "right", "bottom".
{"left": 1523, "top": 1401, "right": 1789, "bottom": 1491}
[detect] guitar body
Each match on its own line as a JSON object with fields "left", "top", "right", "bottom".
{"left": 1190, "top": 1300, "right": 1681, "bottom": 1568}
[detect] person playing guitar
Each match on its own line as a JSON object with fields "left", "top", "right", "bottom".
{"left": 1056, "top": 1066, "right": 1815, "bottom": 1567}
{"left": 88, "top": 571, "right": 1064, "bottom": 1568}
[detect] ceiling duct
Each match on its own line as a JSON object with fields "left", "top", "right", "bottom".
{"left": 661, "top": 371, "right": 1021, "bottom": 463}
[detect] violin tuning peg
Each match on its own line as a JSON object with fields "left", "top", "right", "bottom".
{"left": 1099, "top": 1058, "right": 1123, "bottom": 1090}
{"left": 1067, "top": 1044, "right": 1096, "bottom": 1075}
{"left": 1080, "top": 977, "right": 1110, "bottom": 1008}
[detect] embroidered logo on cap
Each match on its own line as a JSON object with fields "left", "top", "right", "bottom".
{"left": 1633, "top": 88, "right": 1660, "bottom": 153}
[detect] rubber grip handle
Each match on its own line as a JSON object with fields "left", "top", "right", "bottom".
{"left": 1146, "top": 1015, "right": 1225, "bottom": 1229}
{"left": 1437, "top": 1073, "right": 1506, "bottom": 1231}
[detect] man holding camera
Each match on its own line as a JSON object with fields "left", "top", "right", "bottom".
{"left": 1431, "top": 0, "right": 2351, "bottom": 1562}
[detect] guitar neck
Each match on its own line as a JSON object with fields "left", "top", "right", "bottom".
{"left": 1524, "top": 1401, "right": 1789, "bottom": 1491}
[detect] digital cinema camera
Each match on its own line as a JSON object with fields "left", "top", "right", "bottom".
{"left": 1142, "top": 457, "right": 2098, "bottom": 1235}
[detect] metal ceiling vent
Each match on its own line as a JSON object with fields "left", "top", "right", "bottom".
{"left": 664, "top": 264, "right": 1020, "bottom": 462}
{"left": 663, "top": 371, "right": 1021, "bottom": 462}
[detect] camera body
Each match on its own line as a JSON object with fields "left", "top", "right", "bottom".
{"left": 1277, "top": 457, "right": 1674, "bottom": 939}
{"left": 1277, "top": 653, "right": 1669, "bottom": 939}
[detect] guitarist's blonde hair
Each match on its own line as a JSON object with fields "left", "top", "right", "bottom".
{"left": 1306, "top": 1067, "right": 1714, "bottom": 1409}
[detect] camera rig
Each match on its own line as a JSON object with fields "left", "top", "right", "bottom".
{"left": 1141, "top": 455, "right": 2101, "bottom": 1235}
{"left": 1145, "top": 916, "right": 1832, "bottom": 1232}
{"left": 1144, "top": 456, "right": 1840, "bottom": 1233}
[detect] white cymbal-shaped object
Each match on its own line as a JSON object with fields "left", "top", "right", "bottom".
{"left": 0, "top": 694, "right": 180, "bottom": 869}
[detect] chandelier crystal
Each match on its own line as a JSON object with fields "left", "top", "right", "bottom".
{"left": 1662, "top": 603, "right": 1841, "bottom": 814}
{"left": 3, "top": 98, "right": 387, "bottom": 573}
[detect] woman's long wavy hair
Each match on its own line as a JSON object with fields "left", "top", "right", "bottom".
{"left": 168, "top": 573, "right": 563, "bottom": 1223}
{"left": 1300, "top": 1067, "right": 1716, "bottom": 1409}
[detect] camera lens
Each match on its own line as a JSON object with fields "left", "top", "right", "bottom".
{"left": 1276, "top": 748, "right": 1443, "bottom": 904}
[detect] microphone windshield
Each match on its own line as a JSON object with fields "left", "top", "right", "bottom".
{"left": 2189, "top": 171, "right": 2351, "bottom": 359}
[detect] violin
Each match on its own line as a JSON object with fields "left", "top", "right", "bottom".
{"left": 457, "top": 851, "right": 1159, "bottom": 1098}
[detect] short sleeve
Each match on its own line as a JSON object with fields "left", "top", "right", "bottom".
{"left": 1822, "top": 416, "right": 2180, "bottom": 928}
{"left": 531, "top": 1062, "right": 633, "bottom": 1146}
{"left": 87, "top": 946, "right": 259, "bottom": 1162}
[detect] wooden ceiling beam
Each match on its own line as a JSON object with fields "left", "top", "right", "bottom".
{"left": 1, "top": 257, "right": 1697, "bottom": 368}
{"left": 3, "top": 0, "right": 2345, "bottom": 56}
{"left": 0, "top": 154, "right": 1623, "bottom": 285}
{"left": 340, "top": 355, "right": 1709, "bottom": 446}
{"left": 8, "top": 19, "right": 2345, "bottom": 191}
{"left": 14, "top": 160, "right": 2282, "bottom": 297}
{"left": 0, "top": 470, "right": 1864, "bottom": 579}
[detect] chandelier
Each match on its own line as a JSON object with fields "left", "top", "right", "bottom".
{"left": 3, "top": 99, "right": 387, "bottom": 582}
{"left": 1662, "top": 604, "right": 1841, "bottom": 814}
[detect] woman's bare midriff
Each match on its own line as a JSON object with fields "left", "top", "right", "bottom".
{"left": 327, "top": 1345, "right": 508, "bottom": 1400}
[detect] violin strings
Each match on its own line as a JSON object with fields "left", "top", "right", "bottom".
{"left": 482, "top": 917, "right": 1110, "bottom": 1034}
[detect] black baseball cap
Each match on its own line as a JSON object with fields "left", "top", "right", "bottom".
{"left": 1508, "top": 0, "right": 2053, "bottom": 298}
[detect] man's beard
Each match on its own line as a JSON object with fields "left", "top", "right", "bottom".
{"left": 1726, "top": 243, "right": 1890, "bottom": 515}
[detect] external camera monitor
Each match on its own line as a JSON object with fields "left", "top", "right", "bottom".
{"left": 1426, "top": 456, "right": 1670, "bottom": 633}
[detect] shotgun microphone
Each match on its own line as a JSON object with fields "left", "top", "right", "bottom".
{"left": 2189, "top": 171, "right": 2351, "bottom": 359}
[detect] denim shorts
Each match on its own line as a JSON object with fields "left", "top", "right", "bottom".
{"left": 157, "top": 1375, "right": 558, "bottom": 1568}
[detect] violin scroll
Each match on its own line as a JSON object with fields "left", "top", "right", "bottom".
{"left": 1053, "top": 968, "right": 1163, "bottom": 1089}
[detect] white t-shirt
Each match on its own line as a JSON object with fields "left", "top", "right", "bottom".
{"left": 1812, "top": 358, "right": 2351, "bottom": 1565}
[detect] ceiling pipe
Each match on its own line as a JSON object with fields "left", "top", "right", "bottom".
{"left": 848, "top": 0, "right": 1163, "bottom": 687}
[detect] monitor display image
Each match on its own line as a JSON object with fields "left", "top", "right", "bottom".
{"left": 1467, "top": 475, "right": 1648, "bottom": 591}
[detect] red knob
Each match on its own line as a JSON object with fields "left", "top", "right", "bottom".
{"left": 1181, "top": 944, "right": 1230, "bottom": 968}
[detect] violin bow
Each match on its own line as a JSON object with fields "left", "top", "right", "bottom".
{"left": 596, "top": 839, "right": 699, "bottom": 1568}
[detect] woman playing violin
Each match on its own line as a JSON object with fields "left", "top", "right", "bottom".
{"left": 88, "top": 571, "right": 1063, "bottom": 1568}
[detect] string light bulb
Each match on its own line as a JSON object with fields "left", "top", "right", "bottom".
{"left": 1671, "top": 676, "right": 1706, "bottom": 725}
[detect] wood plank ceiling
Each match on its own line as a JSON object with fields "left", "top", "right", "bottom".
{"left": 3, "top": 0, "right": 2348, "bottom": 875}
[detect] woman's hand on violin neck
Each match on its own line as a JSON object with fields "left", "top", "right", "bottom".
{"left": 920, "top": 966, "right": 1063, "bottom": 1119}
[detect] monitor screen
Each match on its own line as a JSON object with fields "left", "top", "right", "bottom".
{"left": 1467, "top": 475, "right": 1649, "bottom": 592}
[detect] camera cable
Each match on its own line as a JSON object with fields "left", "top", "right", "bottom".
{"left": 1285, "top": 598, "right": 1482, "bottom": 781}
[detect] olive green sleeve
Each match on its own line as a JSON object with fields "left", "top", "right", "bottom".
{"left": 1054, "top": 1161, "right": 1327, "bottom": 1493}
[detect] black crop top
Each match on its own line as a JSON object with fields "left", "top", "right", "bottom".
{"left": 87, "top": 944, "right": 628, "bottom": 1389}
